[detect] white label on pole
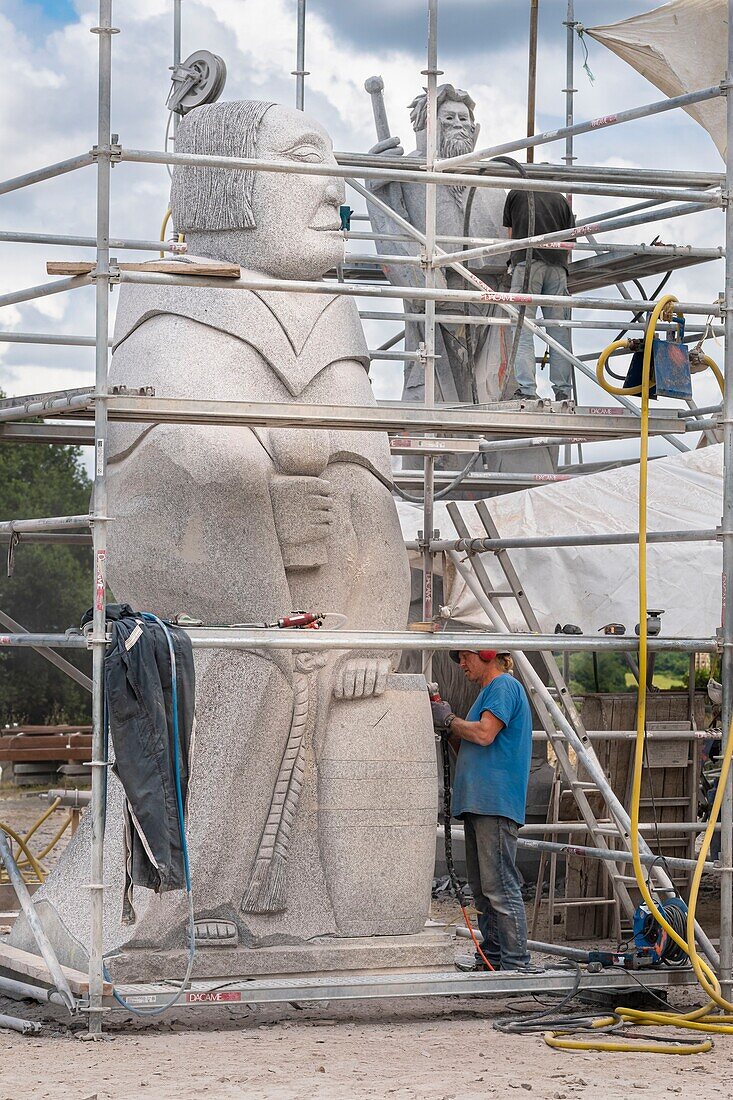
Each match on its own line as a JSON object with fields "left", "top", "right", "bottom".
{"left": 96, "top": 438, "right": 104, "bottom": 477}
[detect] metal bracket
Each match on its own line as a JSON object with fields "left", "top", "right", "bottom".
{"left": 90, "top": 144, "right": 122, "bottom": 164}
{"left": 90, "top": 25, "right": 120, "bottom": 35}
{"left": 90, "top": 263, "right": 121, "bottom": 285}
{"left": 110, "top": 385, "right": 155, "bottom": 396}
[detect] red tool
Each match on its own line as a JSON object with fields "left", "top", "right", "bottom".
{"left": 273, "top": 611, "right": 324, "bottom": 630}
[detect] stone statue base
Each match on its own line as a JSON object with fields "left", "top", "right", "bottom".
{"left": 105, "top": 927, "right": 454, "bottom": 984}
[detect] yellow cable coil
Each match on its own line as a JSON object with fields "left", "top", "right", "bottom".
{"left": 545, "top": 296, "right": 729, "bottom": 1055}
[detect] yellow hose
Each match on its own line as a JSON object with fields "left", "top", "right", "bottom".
{"left": 20, "top": 796, "right": 60, "bottom": 847}
{"left": 16, "top": 812, "right": 72, "bottom": 868}
{"left": 160, "top": 207, "right": 172, "bottom": 259}
{"left": 547, "top": 296, "right": 733, "bottom": 1054}
{"left": 0, "top": 821, "right": 47, "bottom": 882}
{"left": 699, "top": 352, "right": 725, "bottom": 395}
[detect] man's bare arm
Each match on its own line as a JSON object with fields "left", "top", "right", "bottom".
{"left": 450, "top": 710, "right": 504, "bottom": 747}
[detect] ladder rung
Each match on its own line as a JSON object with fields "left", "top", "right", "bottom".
{"left": 553, "top": 898, "right": 617, "bottom": 907}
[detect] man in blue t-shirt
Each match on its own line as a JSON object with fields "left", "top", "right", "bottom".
{"left": 431, "top": 648, "right": 533, "bottom": 971}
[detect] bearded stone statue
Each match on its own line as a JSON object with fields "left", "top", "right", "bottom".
{"left": 366, "top": 84, "right": 511, "bottom": 408}
{"left": 9, "top": 101, "right": 450, "bottom": 983}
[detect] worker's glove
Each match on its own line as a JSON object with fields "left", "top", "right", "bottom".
{"left": 431, "top": 699, "right": 455, "bottom": 731}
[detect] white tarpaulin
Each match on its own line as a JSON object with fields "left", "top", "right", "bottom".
{"left": 399, "top": 444, "right": 723, "bottom": 638}
{"left": 588, "top": 0, "right": 727, "bottom": 160}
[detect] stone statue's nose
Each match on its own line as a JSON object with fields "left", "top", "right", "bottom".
{"left": 324, "top": 181, "right": 343, "bottom": 206}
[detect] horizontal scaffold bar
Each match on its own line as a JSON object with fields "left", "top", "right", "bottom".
{"left": 334, "top": 154, "right": 724, "bottom": 191}
{"left": 415, "top": 527, "right": 719, "bottom": 553}
{"left": 395, "top": 471, "right": 575, "bottom": 489}
{"left": 435, "top": 206, "right": 724, "bottom": 266}
{"left": 0, "top": 388, "right": 96, "bottom": 423}
{"left": 0, "top": 153, "right": 94, "bottom": 197}
{"left": 434, "top": 83, "right": 725, "bottom": 171}
{"left": 0, "top": 515, "right": 91, "bottom": 535}
{"left": 117, "top": 269, "right": 721, "bottom": 317}
{"left": 0, "top": 630, "right": 715, "bottom": 654}
{"left": 0, "top": 275, "right": 91, "bottom": 310}
{"left": 84, "top": 394, "right": 685, "bottom": 438}
{"left": 359, "top": 311, "right": 718, "bottom": 335}
{"left": 515, "top": 836, "right": 714, "bottom": 873}
{"left": 118, "top": 147, "right": 721, "bottom": 206}
{"left": 0, "top": 230, "right": 175, "bottom": 253}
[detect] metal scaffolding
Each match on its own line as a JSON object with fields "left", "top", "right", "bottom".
{"left": 0, "top": 0, "right": 732, "bottom": 1031}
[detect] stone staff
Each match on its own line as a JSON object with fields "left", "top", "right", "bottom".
{"left": 364, "top": 75, "right": 391, "bottom": 143}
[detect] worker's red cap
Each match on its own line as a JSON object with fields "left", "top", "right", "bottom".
{"left": 449, "top": 649, "right": 503, "bottom": 664}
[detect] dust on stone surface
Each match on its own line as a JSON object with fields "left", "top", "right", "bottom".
{"left": 1, "top": 793, "right": 728, "bottom": 1100}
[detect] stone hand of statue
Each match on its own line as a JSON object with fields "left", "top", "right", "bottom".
{"left": 271, "top": 475, "right": 334, "bottom": 570}
{"left": 333, "top": 657, "right": 391, "bottom": 700}
{"left": 368, "top": 136, "right": 404, "bottom": 159}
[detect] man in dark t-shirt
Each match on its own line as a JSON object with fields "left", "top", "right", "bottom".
{"left": 502, "top": 189, "right": 575, "bottom": 400}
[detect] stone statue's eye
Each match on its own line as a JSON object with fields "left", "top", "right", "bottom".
{"left": 286, "top": 145, "right": 323, "bottom": 163}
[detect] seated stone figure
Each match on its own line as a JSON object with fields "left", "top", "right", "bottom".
{"left": 9, "top": 101, "right": 446, "bottom": 981}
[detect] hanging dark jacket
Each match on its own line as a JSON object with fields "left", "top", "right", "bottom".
{"left": 85, "top": 604, "right": 195, "bottom": 896}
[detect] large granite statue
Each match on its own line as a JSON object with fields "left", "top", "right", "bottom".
{"left": 365, "top": 82, "right": 511, "bottom": 406}
{"left": 10, "top": 101, "right": 449, "bottom": 981}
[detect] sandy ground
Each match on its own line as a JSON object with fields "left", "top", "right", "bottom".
{"left": 1, "top": 994, "right": 731, "bottom": 1100}
{"left": 1, "top": 791, "right": 730, "bottom": 1099}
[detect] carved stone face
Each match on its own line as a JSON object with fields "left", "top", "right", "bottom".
{"left": 437, "top": 99, "right": 477, "bottom": 159}
{"left": 187, "top": 105, "right": 345, "bottom": 280}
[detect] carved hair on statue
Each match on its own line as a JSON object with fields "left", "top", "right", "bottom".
{"left": 408, "top": 84, "right": 476, "bottom": 133}
{"left": 170, "top": 100, "right": 274, "bottom": 233}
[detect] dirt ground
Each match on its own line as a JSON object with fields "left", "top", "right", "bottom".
{"left": 1, "top": 993, "right": 732, "bottom": 1100}
{"left": 1, "top": 790, "right": 730, "bottom": 1099}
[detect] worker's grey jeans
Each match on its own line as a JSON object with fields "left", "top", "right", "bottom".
{"left": 463, "top": 813, "right": 530, "bottom": 970}
{"left": 510, "top": 259, "right": 573, "bottom": 397}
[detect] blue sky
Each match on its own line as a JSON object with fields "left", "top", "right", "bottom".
{"left": 0, "top": 0, "right": 727, "bottom": 467}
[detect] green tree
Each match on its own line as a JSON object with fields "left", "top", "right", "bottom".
{"left": 0, "top": 435, "right": 92, "bottom": 725}
{"left": 568, "top": 651, "right": 630, "bottom": 694}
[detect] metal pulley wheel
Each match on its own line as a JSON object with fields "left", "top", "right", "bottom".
{"left": 166, "top": 49, "right": 227, "bottom": 115}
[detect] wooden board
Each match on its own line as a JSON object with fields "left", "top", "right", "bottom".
{"left": 0, "top": 941, "right": 112, "bottom": 995}
{"left": 46, "top": 260, "right": 241, "bottom": 278}
{"left": 0, "top": 735, "right": 91, "bottom": 750}
{"left": 0, "top": 748, "right": 91, "bottom": 762}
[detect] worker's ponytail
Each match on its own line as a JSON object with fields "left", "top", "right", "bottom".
{"left": 497, "top": 654, "right": 514, "bottom": 673}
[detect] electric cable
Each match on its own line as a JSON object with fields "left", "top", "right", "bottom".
{"left": 391, "top": 451, "right": 483, "bottom": 504}
{"left": 493, "top": 963, "right": 597, "bottom": 1034}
